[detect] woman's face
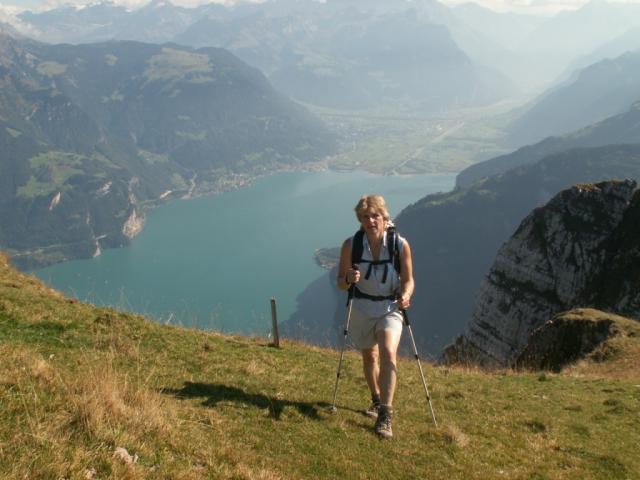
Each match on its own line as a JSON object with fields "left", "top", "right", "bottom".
{"left": 359, "top": 208, "right": 386, "bottom": 237}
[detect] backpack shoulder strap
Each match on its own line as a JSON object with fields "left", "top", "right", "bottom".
{"left": 387, "top": 225, "right": 401, "bottom": 275}
{"left": 351, "top": 229, "right": 365, "bottom": 265}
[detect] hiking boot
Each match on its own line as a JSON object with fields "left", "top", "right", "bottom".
{"left": 365, "top": 401, "right": 380, "bottom": 418}
{"left": 366, "top": 394, "right": 381, "bottom": 418}
{"left": 375, "top": 406, "right": 393, "bottom": 439}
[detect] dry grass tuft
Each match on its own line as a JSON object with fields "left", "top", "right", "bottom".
{"left": 0, "top": 346, "right": 57, "bottom": 388}
{"left": 66, "top": 358, "right": 175, "bottom": 443}
{"left": 232, "top": 463, "right": 284, "bottom": 480}
{"left": 243, "top": 360, "right": 267, "bottom": 376}
{"left": 442, "top": 424, "right": 470, "bottom": 448}
{"left": 30, "top": 357, "right": 56, "bottom": 386}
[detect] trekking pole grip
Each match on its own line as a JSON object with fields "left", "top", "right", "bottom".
{"left": 401, "top": 308, "right": 410, "bottom": 326}
{"left": 347, "top": 264, "right": 358, "bottom": 300}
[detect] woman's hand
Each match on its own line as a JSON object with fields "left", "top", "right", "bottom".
{"left": 338, "top": 239, "right": 359, "bottom": 290}
{"left": 398, "top": 292, "right": 411, "bottom": 310}
{"left": 345, "top": 267, "right": 360, "bottom": 285}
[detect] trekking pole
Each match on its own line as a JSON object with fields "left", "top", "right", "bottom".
{"left": 329, "top": 266, "right": 358, "bottom": 413}
{"left": 401, "top": 308, "right": 438, "bottom": 427}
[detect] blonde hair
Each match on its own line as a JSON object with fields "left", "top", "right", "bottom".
{"left": 354, "top": 195, "right": 390, "bottom": 222}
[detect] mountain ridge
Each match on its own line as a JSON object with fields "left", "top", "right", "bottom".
{"left": 458, "top": 101, "right": 640, "bottom": 187}
{"left": 506, "top": 50, "right": 640, "bottom": 146}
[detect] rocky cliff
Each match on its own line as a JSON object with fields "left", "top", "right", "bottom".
{"left": 443, "top": 179, "right": 640, "bottom": 367}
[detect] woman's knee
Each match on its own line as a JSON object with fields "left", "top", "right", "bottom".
{"left": 378, "top": 345, "right": 397, "bottom": 367}
{"left": 362, "top": 346, "right": 379, "bottom": 364}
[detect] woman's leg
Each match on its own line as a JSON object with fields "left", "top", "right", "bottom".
{"left": 376, "top": 326, "right": 402, "bottom": 406}
{"left": 362, "top": 345, "right": 380, "bottom": 398}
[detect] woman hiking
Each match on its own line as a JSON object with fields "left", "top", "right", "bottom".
{"left": 337, "top": 194, "right": 415, "bottom": 439}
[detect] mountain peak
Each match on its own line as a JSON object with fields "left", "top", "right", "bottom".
{"left": 143, "top": 0, "right": 175, "bottom": 9}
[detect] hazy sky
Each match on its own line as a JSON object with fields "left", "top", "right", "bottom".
{"left": 1, "top": 0, "right": 639, "bottom": 16}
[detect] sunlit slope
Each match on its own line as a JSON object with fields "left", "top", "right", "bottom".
{"left": 0, "top": 254, "right": 638, "bottom": 479}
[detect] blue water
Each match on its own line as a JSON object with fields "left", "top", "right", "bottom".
{"left": 35, "top": 171, "right": 454, "bottom": 335}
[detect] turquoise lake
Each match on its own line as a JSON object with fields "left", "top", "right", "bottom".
{"left": 35, "top": 171, "right": 454, "bottom": 336}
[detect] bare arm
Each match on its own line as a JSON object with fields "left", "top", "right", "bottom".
{"left": 398, "top": 239, "right": 414, "bottom": 309}
{"left": 337, "top": 238, "right": 360, "bottom": 290}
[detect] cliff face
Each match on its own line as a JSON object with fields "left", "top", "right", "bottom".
{"left": 443, "top": 179, "right": 640, "bottom": 366}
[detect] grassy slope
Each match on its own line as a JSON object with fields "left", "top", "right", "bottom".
{"left": 1, "top": 255, "right": 639, "bottom": 479}
{"left": 557, "top": 309, "right": 640, "bottom": 380}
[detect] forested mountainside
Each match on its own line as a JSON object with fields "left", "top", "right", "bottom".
{"left": 0, "top": 33, "right": 334, "bottom": 269}
{"left": 458, "top": 101, "right": 640, "bottom": 187}
{"left": 443, "top": 180, "right": 640, "bottom": 367}
{"left": 394, "top": 144, "right": 640, "bottom": 354}
{"left": 506, "top": 50, "right": 640, "bottom": 147}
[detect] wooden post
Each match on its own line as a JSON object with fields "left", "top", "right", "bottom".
{"left": 270, "top": 297, "right": 280, "bottom": 348}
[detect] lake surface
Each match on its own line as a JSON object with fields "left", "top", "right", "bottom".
{"left": 35, "top": 171, "right": 454, "bottom": 336}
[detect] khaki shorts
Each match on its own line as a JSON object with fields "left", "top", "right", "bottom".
{"left": 349, "top": 308, "right": 404, "bottom": 350}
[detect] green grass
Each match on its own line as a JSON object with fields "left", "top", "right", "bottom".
{"left": 5, "top": 127, "right": 21, "bottom": 138}
{"left": 17, "top": 151, "right": 119, "bottom": 198}
{"left": 1, "top": 254, "right": 638, "bottom": 479}
{"left": 138, "top": 149, "right": 170, "bottom": 165}
{"left": 36, "top": 61, "right": 68, "bottom": 76}
{"left": 144, "top": 48, "right": 213, "bottom": 84}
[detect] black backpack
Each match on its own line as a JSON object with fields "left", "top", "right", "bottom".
{"left": 351, "top": 224, "right": 401, "bottom": 286}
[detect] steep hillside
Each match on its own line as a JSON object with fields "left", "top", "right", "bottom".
{"left": 506, "top": 50, "right": 640, "bottom": 146}
{"left": 458, "top": 101, "right": 640, "bottom": 187}
{"left": 443, "top": 180, "right": 640, "bottom": 367}
{"left": 0, "top": 33, "right": 333, "bottom": 269}
{"left": 1, "top": 254, "right": 639, "bottom": 479}
{"left": 394, "top": 144, "right": 640, "bottom": 355}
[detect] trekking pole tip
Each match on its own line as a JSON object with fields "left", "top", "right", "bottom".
{"left": 328, "top": 405, "right": 338, "bottom": 414}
